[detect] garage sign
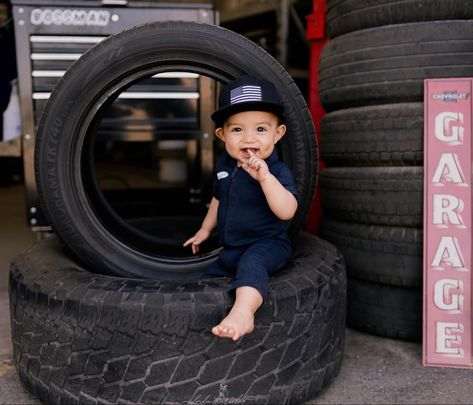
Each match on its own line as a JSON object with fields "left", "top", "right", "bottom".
{"left": 424, "top": 78, "right": 472, "bottom": 368}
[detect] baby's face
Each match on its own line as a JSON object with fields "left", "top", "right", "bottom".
{"left": 215, "top": 111, "right": 286, "bottom": 166}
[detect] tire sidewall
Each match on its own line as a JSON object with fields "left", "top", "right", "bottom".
{"left": 36, "top": 22, "right": 317, "bottom": 277}
{"left": 10, "top": 233, "right": 346, "bottom": 403}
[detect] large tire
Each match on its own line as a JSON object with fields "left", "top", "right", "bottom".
{"left": 326, "top": 0, "right": 473, "bottom": 38}
{"left": 319, "top": 21, "right": 473, "bottom": 110}
{"left": 321, "top": 103, "right": 423, "bottom": 166}
{"left": 320, "top": 218, "right": 422, "bottom": 287}
{"left": 320, "top": 167, "right": 423, "bottom": 227}
{"left": 35, "top": 21, "right": 317, "bottom": 279}
{"left": 9, "top": 233, "right": 345, "bottom": 405}
{"left": 347, "top": 278, "right": 422, "bottom": 342}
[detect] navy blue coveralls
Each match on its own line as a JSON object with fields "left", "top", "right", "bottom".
{"left": 204, "top": 149, "right": 298, "bottom": 298}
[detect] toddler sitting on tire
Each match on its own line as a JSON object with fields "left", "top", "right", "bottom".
{"left": 184, "top": 75, "right": 298, "bottom": 341}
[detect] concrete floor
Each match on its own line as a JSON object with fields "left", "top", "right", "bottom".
{"left": 1, "top": 183, "right": 472, "bottom": 405}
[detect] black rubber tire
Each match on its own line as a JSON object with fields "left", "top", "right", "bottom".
{"left": 35, "top": 21, "right": 317, "bottom": 279}
{"left": 347, "top": 277, "right": 422, "bottom": 342}
{"left": 320, "top": 103, "right": 423, "bottom": 166}
{"left": 326, "top": 0, "right": 473, "bottom": 38}
{"left": 320, "top": 166, "right": 423, "bottom": 227}
{"left": 320, "top": 167, "right": 423, "bottom": 227}
{"left": 320, "top": 218, "right": 422, "bottom": 287}
{"left": 319, "top": 21, "right": 473, "bottom": 111}
{"left": 9, "top": 233, "right": 345, "bottom": 405}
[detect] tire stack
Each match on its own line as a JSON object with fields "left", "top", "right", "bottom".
{"left": 10, "top": 21, "right": 346, "bottom": 404}
{"left": 318, "top": 0, "right": 473, "bottom": 341}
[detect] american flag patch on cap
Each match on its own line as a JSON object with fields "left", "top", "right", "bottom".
{"left": 230, "top": 85, "right": 262, "bottom": 104}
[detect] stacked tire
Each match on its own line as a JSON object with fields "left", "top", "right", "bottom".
{"left": 10, "top": 22, "right": 346, "bottom": 404}
{"left": 318, "top": 0, "right": 473, "bottom": 341}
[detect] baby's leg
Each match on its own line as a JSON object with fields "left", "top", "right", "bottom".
{"left": 212, "top": 239, "right": 292, "bottom": 341}
{"left": 212, "top": 286, "right": 263, "bottom": 341}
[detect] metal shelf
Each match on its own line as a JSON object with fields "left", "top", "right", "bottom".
{"left": 217, "top": 0, "right": 311, "bottom": 76}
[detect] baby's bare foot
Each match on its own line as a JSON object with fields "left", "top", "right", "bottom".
{"left": 212, "top": 308, "right": 254, "bottom": 341}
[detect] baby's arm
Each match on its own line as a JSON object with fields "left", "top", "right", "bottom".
{"left": 183, "top": 197, "right": 219, "bottom": 254}
{"left": 259, "top": 174, "right": 298, "bottom": 220}
{"left": 243, "top": 154, "right": 297, "bottom": 220}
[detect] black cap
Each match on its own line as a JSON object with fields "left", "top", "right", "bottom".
{"left": 211, "top": 75, "right": 284, "bottom": 126}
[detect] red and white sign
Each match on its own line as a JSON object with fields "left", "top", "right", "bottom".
{"left": 424, "top": 78, "right": 472, "bottom": 368}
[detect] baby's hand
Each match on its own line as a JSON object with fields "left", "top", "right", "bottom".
{"left": 242, "top": 151, "right": 270, "bottom": 182}
{"left": 183, "top": 228, "right": 210, "bottom": 254}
